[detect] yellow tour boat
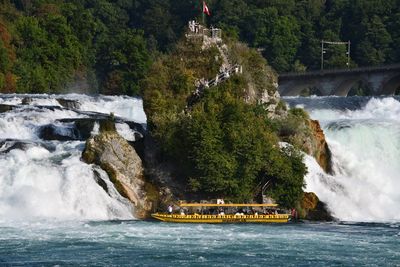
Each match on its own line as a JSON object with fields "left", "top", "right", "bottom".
{"left": 151, "top": 203, "right": 290, "bottom": 223}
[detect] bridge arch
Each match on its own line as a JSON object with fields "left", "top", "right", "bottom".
{"left": 334, "top": 77, "right": 370, "bottom": 96}
{"left": 281, "top": 81, "right": 318, "bottom": 96}
{"left": 303, "top": 87, "right": 325, "bottom": 96}
{"left": 380, "top": 74, "right": 400, "bottom": 95}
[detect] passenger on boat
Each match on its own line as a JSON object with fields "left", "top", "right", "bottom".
{"left": 168, "top": 205, "right": 173, "bottom": 214}
{"left": 234, "top": 209, "right": 244, "bottom": 216}
{"left": 291, "top": 208, "right": 298, "bottom": 219}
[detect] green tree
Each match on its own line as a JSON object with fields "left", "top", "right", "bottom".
{"left": 211, "top": 0, "right": 248, "bottom": 38}
{"left": 13, "top": 13, "right": 82, "bottom": 93}
{"left": 96, "top": 29, "right": 150, "bottom": 95}
{"left": 356, "top": 16, "right": 392, "bottom": 65}
{"left": 0, "top": 39, "right": 10, "bottom": 73}
{"left": 0, "top": 39, "right": 8, "bottom": 89}
{"left": 387, "top": 12, "right": 400, "bottom": 62}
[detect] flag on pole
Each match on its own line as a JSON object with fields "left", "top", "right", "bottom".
{"left": 203, "top": 1, "right": 211, "bottom": 16}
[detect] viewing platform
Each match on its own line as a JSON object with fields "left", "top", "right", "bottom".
{"left": 186, "top": 20, "right": 222, "bottom": 44}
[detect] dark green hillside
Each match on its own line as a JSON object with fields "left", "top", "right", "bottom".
{"left": 1, "top": 0, "right": 400, "bottom": 94}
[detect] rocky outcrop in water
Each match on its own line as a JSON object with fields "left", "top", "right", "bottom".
{"left": 0, "top": 104, "right": 13, "bottom": 113}
{"left": 282, "top": 116, "right": 332, "bottom": 174}
{"left": 21, "top": 97, "right": 32, "bottom": 105}
{"left": 0, "top": 139, "right": 56, "bottom": 153}
{"left": 37, "top": 117, "right": 146, "bottom": 142}
{"left": 56, "top": 98, "right": 81, "bottom": 109}
{"left": 39, "top": 124, "right": 80, "bottom": 141}
{"left": 58, "top": 118, "right": 95, "bottom": 140}
{"left": 301, "top": 192, "right": 333, "bottom": 221}
{"left": 82, "top": 119, "right": 156, "bottom": 218}
{"left": 305, "top": 120, "right": 332, "bottom": 173}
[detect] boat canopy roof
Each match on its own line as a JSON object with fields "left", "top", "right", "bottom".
{"left": 179, "top": 203, "right": 278, "bottom": 207}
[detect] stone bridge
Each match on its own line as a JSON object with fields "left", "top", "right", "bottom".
{"left": 278, "top": 64, "right": 400, "bottom": 96}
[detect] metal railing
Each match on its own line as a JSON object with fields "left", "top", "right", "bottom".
{"left": 185, "top": 64, "right": 242, "bottom": 110}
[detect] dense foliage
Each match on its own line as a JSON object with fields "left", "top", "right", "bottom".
{"left": 0, "top": 0, "right": 154, "bottom": 94}
{"left": 177, "top": 83, "right": 306, "bottom": 206}
{"left": 1, "top": 0, "right": 400, "bottom": 93}
{"left": 209, "top": 0, "right": 400, "bottom": 72}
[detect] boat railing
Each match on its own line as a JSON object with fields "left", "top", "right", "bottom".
{"left": 156, "top": 213, "right": 289, "bottom": 219}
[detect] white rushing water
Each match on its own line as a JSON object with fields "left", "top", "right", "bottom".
{"left": 0, "top": 94, "right": 146, "bottom": 221}
{"left": 2, "top": 94, "right": 399, "bottom": 223}
{"left": 301, "top": 97, "right": 400, "bottom": 222}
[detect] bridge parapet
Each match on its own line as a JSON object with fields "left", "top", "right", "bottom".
{"left": 279, "top": 63, "right": 400, "bottom": 80}
{"left": 278, "top": 64, "right": 400, "bottom": 96}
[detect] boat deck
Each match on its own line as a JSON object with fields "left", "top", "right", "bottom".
{"left": 151, "top": 213, "right": 290, "bottom": 223}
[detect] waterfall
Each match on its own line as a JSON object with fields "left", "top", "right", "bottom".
{"left": 0, "top": 94, "right": 146, "bottom": 221}
{"left": 3, "top": 93, "right": 398, "bottom": 222}
{"left": 287, "top": 96, "right": 400, "bottom": 222}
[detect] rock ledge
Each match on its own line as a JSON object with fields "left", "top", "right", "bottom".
{"left": 82, "top": 119, "right": 154, "bottom": 218}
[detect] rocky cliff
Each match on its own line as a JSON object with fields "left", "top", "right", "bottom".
{"left": 279, "top": 108, "right": 332, "bottom": 174}
{"left": 301, "top": 192, "right": 333, "bottom": 221}
{"left": 82, "top": 119, "right": 156, "bottom": 218}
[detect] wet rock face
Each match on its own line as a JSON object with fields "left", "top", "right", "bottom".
{"left": 301, "top": 192, "right": 333, "bottom": 221}
{"left": 38, "top": 124, "right": 80, "bottom": 141}
{"left": 280, "top": 117, "right": 332, "bottom": 173}
{"left": 56, "top": 98, "right": 81, "bottom": 109}
{"left": 58, "top": 118, "right": 97, "bottom": 140}
{"left": 0, "top": 139, "right": 56, "bottom": 153}
{"left": 307, "top": 120, "right": 332, "bottom": 174}
{"left": 82, "top": 120, "right": 154, "bottom": 218}
{"left": 21, "top": 97, "right": 33, "bottom": 105}
{"left": 38, "top": 118, "right": 146, "bottom": 142}
{"left": 0, "top": 104, "right": 14, "bottom": 113}
{"left": 59, "top": 118, "right": 146, "bottom": 141}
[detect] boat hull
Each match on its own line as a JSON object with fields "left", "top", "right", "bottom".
{"left": 151, "top": 213, "right": 290, "bottom": 223}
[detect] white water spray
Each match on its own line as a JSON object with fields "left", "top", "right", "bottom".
{"left": 0, "top": 94, "right": 145, "bottom": 221}
{"left": 302, "top": 97, "right": 400, "bottom": 222}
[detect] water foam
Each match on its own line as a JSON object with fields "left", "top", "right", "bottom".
{"left": 304, "top": 97, "right": 400, "bottom": 222}
{"left": 0, "top": 93, "right": 147, "bottom": 122}
{"left": 0, "top": 144, "right": 133, "bottom": 220}
{"left": 0, "top": 94, "right": 143, "bottom": 221}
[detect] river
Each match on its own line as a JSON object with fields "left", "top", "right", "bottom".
{"left": 0, "top": 220, "right": 398, "bottom": 266}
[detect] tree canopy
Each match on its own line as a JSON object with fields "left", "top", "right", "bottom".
{"left": 1, "top": 0, "right": 400, "bottom": 93}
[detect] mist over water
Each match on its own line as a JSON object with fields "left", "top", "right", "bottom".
{"left": 285, "top": 96, "right": 400, "bottom": 222}
{"left": 0, "top": 94, "right": 146, "bottom": 221}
